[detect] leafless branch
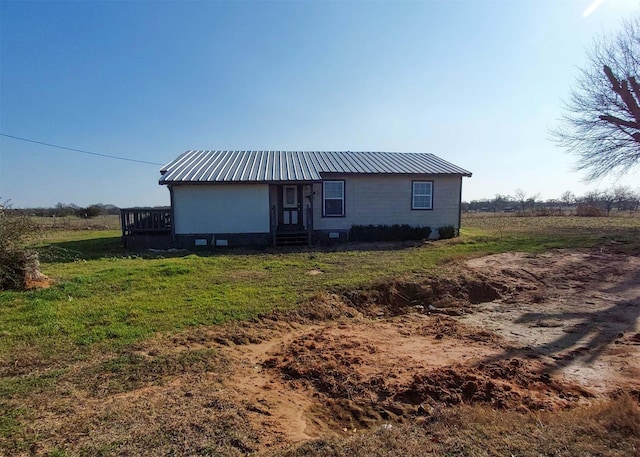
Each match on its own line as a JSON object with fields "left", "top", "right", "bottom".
{"left": 552, "top": 17, "right": 640, "bottom": 181}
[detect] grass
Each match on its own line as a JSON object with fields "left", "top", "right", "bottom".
{"left": 1, "top": 214, "right": 638, "bottom": 372}
{"left": 271, "top": 395, "right": 640, "bottom": 457}
{"left": 1, "top": 214, "right": 639, "bottom": 454}
{"left": 30, "top": 214, "right": 121, "bottom": 231}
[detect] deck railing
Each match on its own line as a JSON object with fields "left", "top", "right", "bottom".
{"left": 120, "top": 208, "right": 171, "bottom": 236}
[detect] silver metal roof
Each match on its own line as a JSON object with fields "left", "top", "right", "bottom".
{"left": 159, "top": 150, "right": 472, "bottom": 184}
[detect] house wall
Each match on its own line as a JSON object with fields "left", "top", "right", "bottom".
{"left": 312, "top": 174, "right": 463, "bottom": 233}
{"left": 172, "top": 184, "right": 270, "bottom": 234}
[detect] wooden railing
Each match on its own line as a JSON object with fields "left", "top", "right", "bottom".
{"left": 120, "top": 208, "right": 171, "bottom": 236}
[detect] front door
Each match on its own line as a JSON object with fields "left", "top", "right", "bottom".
{"left": 281, "top": 185, "right": 302, "bottom": 229}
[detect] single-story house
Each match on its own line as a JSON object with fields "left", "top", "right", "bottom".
{"left": 138, "top": 150, "right": 471, "bottom": 248}
{"left": 120, "top": 150, "right": 471, "bottom": 248}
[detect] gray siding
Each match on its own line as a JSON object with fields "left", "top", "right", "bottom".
{"left": 173, "top": 184, "right": 270, "bottom": 235}
{"left": 313, "top": 175, "right": 462, "bottom": 231}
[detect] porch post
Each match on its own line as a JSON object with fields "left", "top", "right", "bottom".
{"left": 271, "top": 205, "right": 277, "bottom": 247}
{"left": 306, "top": 185, "right": 314, "bottom": 246}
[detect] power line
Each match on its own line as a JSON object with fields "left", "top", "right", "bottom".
{"left": 0, "top": 133, "right": 164, "bottom": 166}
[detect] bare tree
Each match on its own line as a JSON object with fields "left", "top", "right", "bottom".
{"left": 553, "top": 17, "right": 640, "bottom": 180}
{"left": 514, "top": 188, "right": 527, "bottom": 213}
{"left": 612, "top": 185, "right": 633, "bottom": 210}
{"left": 560, "top": 190, "right": 576, "bottom": 213}
{"left": 601, "top": 190, "right": 616, "bottom": 216}
{"left": 526, "top": 192, "right": 541, "bottom": 213}
{"left": 631, "top": 189, "right": 640, "bottom": 212}
{"left": 491, "top": 194, "right": 512, "bottom": 212}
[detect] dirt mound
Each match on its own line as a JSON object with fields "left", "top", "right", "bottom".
{"left": 340, "top": 274, "right": 506, "bottom": 317}
{"left": 263, "top": 313, "right": 593, "bottom": 430}
{"left": 398, "top": 359, "right": 593, "bottom": 411}
{"left": 285, "top": 292, "right": 364, "bottom": 322}
{"left": 418, "top": 315, "right": 500, "bottom": 342}
{"left": 267, "top": 342, "right": 592, "bottom": 426}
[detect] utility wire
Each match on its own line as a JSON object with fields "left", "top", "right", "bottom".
{"left": 0, "top": 133, "right": 164, "bottom": 166}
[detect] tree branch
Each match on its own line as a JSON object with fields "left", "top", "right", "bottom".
{"left": 552, "top": 18, "right": 640, "bottom": 181}
{"left": 599, "top": 114, "right": 639, "bottom": 130}
{"left": 629, "top": 76, "right": 640, "bottom": 106}
{"left": 603, "top": 65, "right": 640, "bottom": 122}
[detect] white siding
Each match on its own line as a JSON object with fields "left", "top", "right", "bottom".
{"left": 313, "top": 175, "right": 462, "bottom": 230}
{"left": 173, "top": 184, "right": 270, "bottom": 234}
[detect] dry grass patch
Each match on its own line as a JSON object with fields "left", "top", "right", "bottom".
{"left": 273, "top": 395, "right": 640, "bottom": 457}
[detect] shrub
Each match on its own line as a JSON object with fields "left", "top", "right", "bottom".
{"left": 533, "top": 208, "right": 563, "bottom": 217}
{"left": 576, "top": 205, "right": 606, "bottom": 217}
{"left": 349, "top": 224, "right": 431, "bottom": 242}
{"left": 0, "top": 205, "right": 40, "bottom": 290}
{"left": 437, "top": 225, "right": 457, "bottom": 239}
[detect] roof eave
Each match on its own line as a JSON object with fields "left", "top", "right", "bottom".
{"left": 159, "top": 179, "right": 322, "bottom": 185}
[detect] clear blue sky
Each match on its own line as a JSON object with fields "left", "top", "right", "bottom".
{"left": 1, "top": 0, "right": 638, "bottom": 208}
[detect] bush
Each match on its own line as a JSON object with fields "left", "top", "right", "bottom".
{"left": 349, "top": 224, "right": 431, "bottom": 242}
{"left": 576, "top": 205, "right": 606, "bottom": 217}
{"left": 437, "top": 225, "right": 457, "bottom": 239}
{"left": 0, "top": 205, "right": 40, "bottom": 290}
{"left": 0, "top": 249, "right": 41, "bottom": 290}
{"left": 533, "top": 208, "right": 563, "bottom": 217}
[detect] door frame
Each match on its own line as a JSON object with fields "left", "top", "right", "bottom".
{"left": 278, "top": 184, "right": 303, "bottom": 230}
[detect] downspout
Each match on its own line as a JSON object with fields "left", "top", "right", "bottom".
{"left": 457, "top": 176, "right": 463, "bottom": 236}
{"left": 169, "top": 185, "right": 177, "bottom": 246}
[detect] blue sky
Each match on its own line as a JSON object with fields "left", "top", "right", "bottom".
{"left": 1, "top": 0, "right": 638, "bottom": 208}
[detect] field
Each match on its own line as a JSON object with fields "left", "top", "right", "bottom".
{"left": 1, "top": 214, "right": 640, "bottom": 456}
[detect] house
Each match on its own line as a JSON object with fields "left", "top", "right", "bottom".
{"left": 122, "top": 150, "right": 471, "bottom": 248}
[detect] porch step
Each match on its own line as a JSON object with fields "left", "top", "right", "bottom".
{"left": 275, "top": 231, "right": 309, "bottom": 247}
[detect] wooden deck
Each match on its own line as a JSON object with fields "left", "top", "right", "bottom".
{"left": 120, "top": 208, "right": 172, "bottom": 235}
{"left": 120, "top": 208, "right": 172, "bottom": 249}
{"left": 121, "top": 206, "right": 313, "bottom": 248}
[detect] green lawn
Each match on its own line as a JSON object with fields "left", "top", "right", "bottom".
{"left": 1, "top": 214, "right": 639, "bottom": 369}
{"left": 1, "top": 214, "right": 639, "bottom": 454}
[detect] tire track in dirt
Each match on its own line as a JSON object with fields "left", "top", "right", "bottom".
{"left": 223, "top": 324, "right": 325, "bottom": 443}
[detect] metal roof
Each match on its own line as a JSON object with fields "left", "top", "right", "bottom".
{"left": 159, "top": 150, "right": 472, "bottom": 184}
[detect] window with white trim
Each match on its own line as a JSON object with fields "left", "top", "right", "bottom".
{"left": 323, "top": 180, "right": 345, "bottom": 216}
{"left": 412, "top": 181, "right": 433, "bottom": 210}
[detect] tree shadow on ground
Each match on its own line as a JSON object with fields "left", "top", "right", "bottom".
{"left": 481, "top": 251, "right": 640, "bottom": 372}
{"left": 37, "top": 237, "right": 429, "bottom": 264}
{"left": 37, "top": 237, "right": 126, "bottom": 263}
{"left": 477, "top": 276, "right": 640, "bottom": 374}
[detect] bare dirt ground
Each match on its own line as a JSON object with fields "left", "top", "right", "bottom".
{"left": 463, "top": 250, "right": 640, "bottom": 395}
{"left": 220, "top": 248, "right": 640, "bottom": 448}
{"left": 13, "top": 248, "right": 640, "bottom": 455}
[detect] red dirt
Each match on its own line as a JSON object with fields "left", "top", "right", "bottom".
{"left": 224, "top": 249, "right": 640, "bottom": 443}
{"left": 24, "top": 276, "right": 52, "bottom": 289}
{"left": 9, "top": 248, "right": 640, "bottom": 455}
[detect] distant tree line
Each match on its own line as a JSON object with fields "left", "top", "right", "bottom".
{"left": 463, "top": 186, "right": 640, "bottom": 217}
{"left": 7, "top": 203, "right": 121, "bottom": 218}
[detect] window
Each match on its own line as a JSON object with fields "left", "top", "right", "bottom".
{"left": 323, "top": 180, "right": 345, "bottom": 216}
{"left": 283, "top": 186, "right": 297, "bottom": 208}
{"left": 412, "top": 181, "right": 433, "bottom": 210}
